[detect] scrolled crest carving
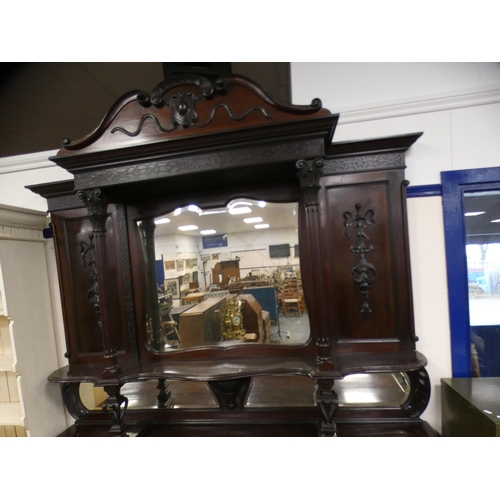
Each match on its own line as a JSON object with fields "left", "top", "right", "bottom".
{"left": 150, "top": 74, "right": 216, "bottom": 106}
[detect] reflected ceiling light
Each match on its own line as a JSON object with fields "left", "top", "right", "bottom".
{"left": 244, "top": 217, "right": 263, "bottom": 223}
{"left": 187, "top": 205, "right": 201, "bottom": 214}
{"left": 154, "top": 217, "right": 170, "bottom": 224}
{"left": 173, "top": 208, "right": 182, "bottom": 216}
{"left": 465, "top": 211, "right": 485, "bottom": 216}
{"left": 229, "top": 201, "right": 252, "bottom": 208}
{"left": 200, "top": 209, "right": 227, "bottom": 216}
{"left": 258, "top": 201, "right": 267, "bottom": 207}
{"left": 178, "top": 225, "right": 198, "bottom": 231}
{"left": 200, "top": 229, "right": 216, "bottom": 235}
{"left": 491, "top": 219, "right": 500, "bottom": 223}
{"left": 229, "top": 207, "right": 252, "bottom": 215}
{"left": 254, "top": 224, "right": 270, "bottom": 229}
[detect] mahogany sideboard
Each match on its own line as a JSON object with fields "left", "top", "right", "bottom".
{"left": 28, "top": 72, "right": 437, "bottom": 437}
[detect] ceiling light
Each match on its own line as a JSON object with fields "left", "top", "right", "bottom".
{"left": 229, "top": 207, "right": 252, "bottom": 215}
{"left": 187, "top": 205, "right": 201, "bottom": 214}
{"left": 200, "top": 229, "right": 216, "bottom": 235}
{"left": 200, "top": 209, "right": 227, "bottom": 216}
{"left": 491, "top": 219, "right": 500, "bottom": 223}
{"left": 154, "top": 217, "right": 170, "bottom": 224}
{"left": 254, "top": 224, "right": 270, "bottom": 229}
{"left": 244, "top": 217, "right": 263, "bottom": 223}
{"left": 178, "top": 225, "right": 198, "bottom": 231}
{"left": 173, "top": 208, "right": 182, "bottom": 216}
{"left": 229, "top": 201, "right": 252, "bottom": 208}
{"left": 465, "top": 211, "right": 485, "bottom": 216}
{"left": 258, "top": 201, "right": 267, "bottom": 207}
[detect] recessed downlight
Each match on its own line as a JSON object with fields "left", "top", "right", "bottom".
{"left": 244, "top": 217, "right": 263, "bottom": 224}
{"left": 200, "top": 229, "right": 216, "bottom": 235}
{"left": 178, "top": 225, "right": 198, "bottom": 231}
{"left": 254, "top": 224, "right": 270, "bottom": 229}
{"left": 465, "top": 211, "right": 486, "bottom": 216}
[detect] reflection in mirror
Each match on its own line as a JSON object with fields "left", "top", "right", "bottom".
{"left": 244, "top": 373, "right": 411, "bottom": 408}
{"left": 79, "top": 373, "right": 411, "bottom": 412}
{"left": 137, "top": 199, "right": 310, "bottom": 352}
{"left": 464, "top": 190, "right": 500, "bottom": 377}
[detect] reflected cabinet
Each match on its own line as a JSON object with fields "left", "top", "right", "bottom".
{"left": 29, "top": 73, "right": 437, "bottom": 436}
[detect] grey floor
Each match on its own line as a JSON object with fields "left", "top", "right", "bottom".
{"left": 269, "top": 311, "right": 310, "bottom": 345}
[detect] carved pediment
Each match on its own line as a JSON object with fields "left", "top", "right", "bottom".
{"left": 54, "top": 74, "right": 336, "bottom": 168}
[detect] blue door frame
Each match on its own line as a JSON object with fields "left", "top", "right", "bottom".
{"left": 441, "top": 167, "right": 500, "bottom": 377}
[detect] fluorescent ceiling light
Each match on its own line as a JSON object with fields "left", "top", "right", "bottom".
{"left": 200, "top": 210, "right": 227, "bottom": 216}
{"left": 229, "top": 201, "right": 252, "bottom": 208}
{"left": 491, "top": 219, "right": 500, "bottom": 223}
{"left": 465, "top": 211, "right": 485, "bottom": 216}
{"left": 187, "top": 205, "right": 201, "bottom": 213}
{"left": 229, "top": 207, "right": 252, "bottom": 215}
{"left": 178, "top": 225, "right": 198, "bottom": 231}
{"left": 244, "top": 217, "right": 263, "bottom": 223}
{"left": 254, "top": 224, "right": 270, "bottom": 229}
{"left": 154, "top": 217, "right": 170, "bottom": 224}
{"left": 200, "top": 229, "right": 216, "bottom": 235}
{"left": 258, "top": 201, "right": 267, "bottom": 207}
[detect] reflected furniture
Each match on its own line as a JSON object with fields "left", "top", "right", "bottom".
{"left": 27, "top": 72, "right": 435, "bottom": 436}
{"left": 212, "top": 260, "right": 240, "bottom": 287}
{"left": 281, "top": 288, "right": 302, "bottom": 317}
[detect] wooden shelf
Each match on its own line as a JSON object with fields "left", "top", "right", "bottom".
{"left": 0, "top": 355, "right": 14, "bottom": 372}
{"left": 48, "top": 351, "right": 427, "bottom": 386}
{"left": 0, "top": 401, "right": 23, "bottom": 426}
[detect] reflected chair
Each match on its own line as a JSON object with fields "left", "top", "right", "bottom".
{"left": 282, "top": 286, "right": 302, "bottom": 317}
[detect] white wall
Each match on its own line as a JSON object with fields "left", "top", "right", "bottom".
{"left": 292, "top": 62, "right": 500, "bottom": 434}
{"left": 154, "top": 227, "right": 299, "bottom": 294}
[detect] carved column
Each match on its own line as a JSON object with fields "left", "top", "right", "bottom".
{"left": 316, "top": 379, "right": 338, "bottom": 437}
{"left": 77, "top": 189, "right": 119, "bottom": 372}
{"left": 139, "top": 218, "right": 164, "bottom": 350}
{"left": 296, "top": 159, "right": 332, "bottom": 367}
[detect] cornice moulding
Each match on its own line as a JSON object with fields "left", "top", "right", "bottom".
{"left": 0, "top": 149, "right": 59, "bottom": 175}
{"left": 0, "top": 203, "right": 48, "bottom": 233}
{"left": 337, "top": 85, "right": 500, "bottom": 125}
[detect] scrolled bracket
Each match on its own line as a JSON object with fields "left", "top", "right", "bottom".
{"left": 402, "top": 368, "right": 431, "bottom": 418}
{"left": 296, "top": 158, "right": 325, "bottom": 206}
{"left": 61, "top": 382, "right": 89, "bottom": 422}
{"left": 77, "top": 189, "right": 109, "bottom": 233}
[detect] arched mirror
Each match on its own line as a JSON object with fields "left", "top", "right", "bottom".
{"left": 136, "top": 198, "right": 311, "bottom": 352}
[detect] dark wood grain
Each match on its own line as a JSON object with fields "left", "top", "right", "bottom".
{"left": 28, "top": 73, "right": 433, "bottom": 436}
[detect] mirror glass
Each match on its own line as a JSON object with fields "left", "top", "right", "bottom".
{"left": 79, "top": 373, "right": 410, "bottom": 411}
{"left": 464, "top": 190, "right": 500, "bottom": 377}
{"left": 137, "top": 199, "right": 310, "bottom": 352}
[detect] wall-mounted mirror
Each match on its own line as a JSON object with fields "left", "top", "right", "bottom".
{"left": 137, "top": 199, "right": 310, "bottom": 352}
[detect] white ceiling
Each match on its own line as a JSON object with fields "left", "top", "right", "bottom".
{"left": 152, "top": 199, "right": 299, "bottom": 237}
